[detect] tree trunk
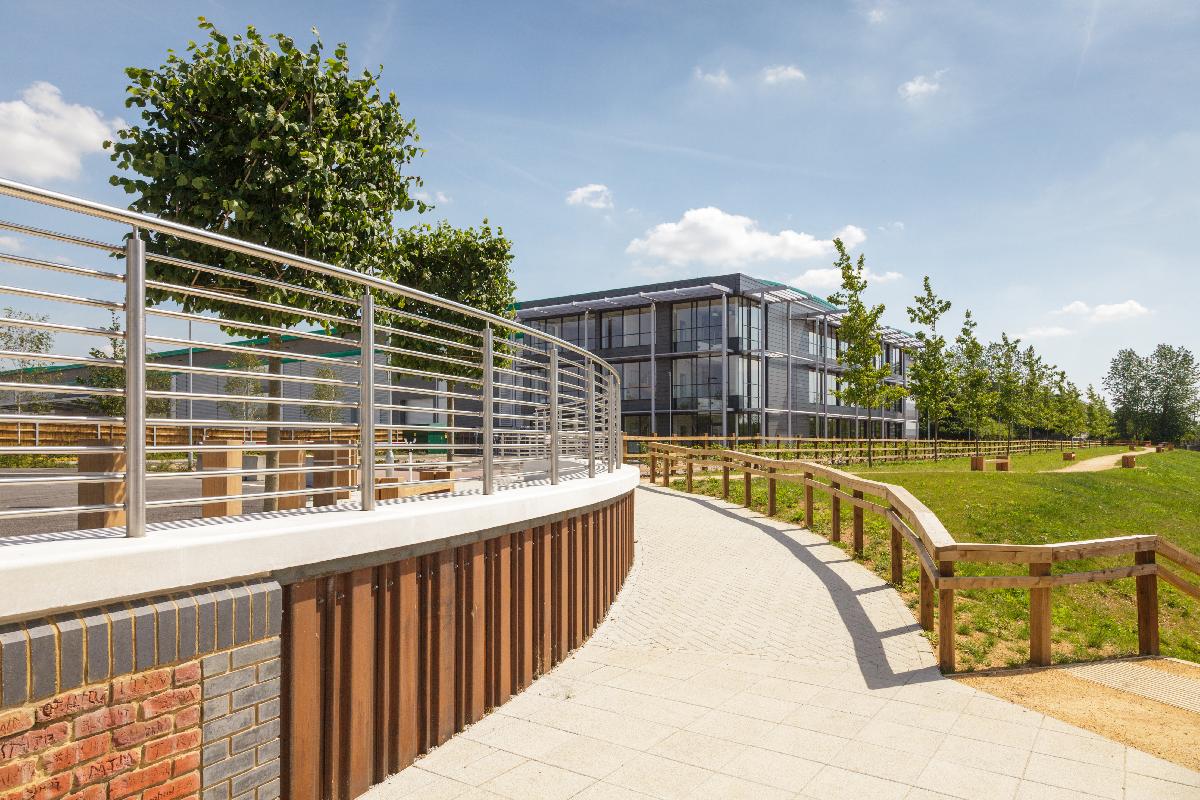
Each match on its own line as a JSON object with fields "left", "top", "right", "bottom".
{"left": 867, "top": 409, "right": 874, "bottom": 468}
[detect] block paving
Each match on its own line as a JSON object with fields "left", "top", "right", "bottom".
{"left": 366, "top": 485, "right": 1200, "bottom": 800}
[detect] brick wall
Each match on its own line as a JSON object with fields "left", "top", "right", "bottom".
{"left": 0, "top": 581, "right": 281, "bottom": 800}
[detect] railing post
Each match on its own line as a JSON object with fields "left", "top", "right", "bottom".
{"left": 742, "top": 460, "right": 752, "bottom": 508}
{"left": 721, "top": 459, "right": 730, "bottom": 500}
{"left": 549, "top": 347, "right": 560, "bottom": 484}
{"left": 1135, "top": 551, "right": 1160, "bottom": 655}
{"left": 685, "top": 456, "right": 694, "bottom": 493}
{"left": 482, "top": 325, "right": 495, "bottom": 494}
{"left": 585, "top": 363, "right": 595, "bottom": 480}
{"left": 889, "top": 505, "right": 903, "bottom": 585}
{"left": 359, "top": 292, "right": 376, "bottom": 511}
{"left": 124, "top": 230, "right": 146, "bottom": 538}
{"left": 611, "top": 374, "right": 620, "bottom": 468}
{"left": 649, "top": 451, "right": 657, "bottom": 483}
{"left": 803, "top": 471, "right": 814, "bottom": 529}
{"left": 919, "top": 563, "right": 934, "bottom": 630}
{"left": 1029, "top": 561, "right": 1051, "bottom": 666}
{"left": 767, "top": 466, "right": 777, "bottom": 516}
{"left": 938, "top": 561, "right": 955, "bottom": 672}
{"left": 852, "top": 489, "right": 864, "bottom": 558}
{"left": 830, "top": 480, "right": 841, "bottom": 542}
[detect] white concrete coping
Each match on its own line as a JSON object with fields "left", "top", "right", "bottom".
{"left": 0, "top": 466, "right": 639, "bottom": 624}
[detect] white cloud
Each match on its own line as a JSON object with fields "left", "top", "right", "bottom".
{"left": 1053, "top": 299, "right": 1150, "bottom": 322}
{"left": 867, "top": 7, "right": 887, "bottom": 23}
{"left": 0, "top": 81, "right": 122, "bottom": 181}
{"left": 761, "top": 65, "right": 806, "bottom": 85}
{"left": 878, "top": 221, "right": 905, "bottom": 232}
{"left": 791, "top": 267, "right": 903, "bottom": 292}
{"left": 626, "top": 207, "right": 864, "bottom": 268}
{"left": 693, "top": 67, "right": 732, "bottom": 89}
{"left": 413, "top": 189, "right": 452, "bottom": 205}
{"left": 0, "top": 236, "right": 20, "bottom": 251}
{"left": 898, "top": 70, "right": 946, "bottom": 102}
{"left": 566, "top": 183, "right": 613, "bottom": 210}
{"left": 1017, "top": 326, "right": 1076, "bottom": 339}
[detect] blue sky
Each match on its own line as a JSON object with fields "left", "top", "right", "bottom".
{"left": 1, "top": 0, "right": 1197, "bottom": 391}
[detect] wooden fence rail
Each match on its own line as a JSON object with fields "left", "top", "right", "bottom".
{"left": 624, "top": 435, "right": 1122, "bottom": 469}
{"left": 647, "top": 443, "right": 1199, "bottom": 673}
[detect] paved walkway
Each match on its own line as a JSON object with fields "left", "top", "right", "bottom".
{"left": 366, "top": 486, "right": 1200, "bottom": 800}
{"left": 1054, "top": 447, "right": 1155, "bottom": 473}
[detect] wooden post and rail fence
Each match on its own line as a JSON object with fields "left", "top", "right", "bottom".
{"left": 624, "top": 434, "right": 1124, "bottom": 470}
{"left": 646, "top": 442, "right": 1200, "bottom": 673}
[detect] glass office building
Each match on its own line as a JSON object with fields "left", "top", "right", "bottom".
{"left": 517, "top": 274, "right": 920, "bottom": 440}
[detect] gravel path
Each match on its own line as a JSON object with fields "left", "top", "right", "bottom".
{"left": 366, "top": 485, "right": 1199, "bottom": 799}
{"left": 1055, "top": 447, "right": 1155, "bottom": 473}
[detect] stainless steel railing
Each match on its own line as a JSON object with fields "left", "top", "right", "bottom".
{"left": 0, "top": 178, "right": 622, "bottom": 538}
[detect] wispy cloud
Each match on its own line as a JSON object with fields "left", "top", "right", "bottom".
{"left": 898, "top": 70, "right": 947, "bottom": 102}
{"left": 791, "top": 267, "right": 902, "bottom": 292}
{"left": 0, "top": 236, "right": 21, "bottom": 252}
{"left": 413, "top": 189, "right": 452, "bottom": 205}
{"left": 627, "top": 207, "right": 863, "bottom": 269}
{"left": 566, "top": 183, "right": 613, "bottom": 209}
{"left": 1017, "top": 326, "right": 1076, "bottom": 340}
{"left": 878, "top": 221, "right": 905, "bottom": 232}
{"left": 1055, "top": 299, "right": 1150, "bottom": 322}
{"left": 761, "top": 65, "right": 806, "bottom": 85}
{"left": 867, "top": 7, "right": 887, "bottom": 23}
{"left": 0, "top": 81, "right": 123, "bottom": 181}
{"left": 693, "top": 67, "right": 732, "bottom": 89}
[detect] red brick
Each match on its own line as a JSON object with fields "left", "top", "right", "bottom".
{"left": 0, "top": 774, "right": 71, "bottom": 800}
{"left": 0, "top": 761, "right": 35, "bottom": 791}
{"left": 74, "top": 705, "right": 136, "bottom": 738}
{"left": 72, "top": 748, "right": 139, "bottom": 787}
{"left": 0, "top": 723, "right": 69, "bottom": 762}
{"left": 111, "top": 670, "right": 172, "bottom": 703}
{"left": 141, "top": 688, "right": 200, "bottom": 720}
{"left": 143, "top": 730, "right": 199, "bottom": 765}
{"left": 172, "top": 663, "right": 200, "bottom": 687}
{"left": 171, "top": 751, "right": 199, "bottom": 777}
{"left": 62, "top": 787, "right": 105, "bottom": 800}
{"left": 113, "top": 716, "right": 173, "bottom": 749}
{"left": 41, "top": 733, "right": 110, "bottom": 774}
{"left": 107, "top": 761, "right": 172, "bottom": 800}
{"left": 36, "top": 687, "right": 109, "bottom": 723}
{"left": 0, "top": 713, "right": 33, "bottom": 740}
{"left": 141, "top": 773, "right": 199, "bottom": 800}
{"left": 172, "top": 706, "right": 199, "bottom": 731}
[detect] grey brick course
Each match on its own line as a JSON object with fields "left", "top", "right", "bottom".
{"left": 257, "top": 697, "right": 280, "bottom": 723}
{"left": 204, "top": 694, "right": 231, "bottom": 721}
{"left": 202, "top": 650, "right": 231, "bottom": 678}
{"left": 26, "top": 621, "right": 57, "bottom": 700}
{"left": 231, "top": 718, "right": 279, "bottom": 755}
{"left": 258, "top": 778, "right": 280, "bottom": 800}
{"left": 230, "top": 639, "right": 279, "bottom": 669}
{"left": 203, "top": 748, "right": 255, "bottom": 787}
{"left": 256, "top": 658, "right": 280, "bottom": 682}
{"left": 0, "top": 623, "right": 28, "bottom": 707}
{"left": 230, "top": 759, "right": 279, "bottom": 796}
{"left": 204, "top": 665, "right": 256, "bottom": 699}
{"left": 203, "top": 739, "right": 230, "bottom": 766}
{"left": 231, "top": 678, "right": 279, "bottom": 711}
{"left": 51, "top": 614, "right": 84, "bottom": 691}
{"left": 202, "top": 706, "right": 255, "bottom": 742}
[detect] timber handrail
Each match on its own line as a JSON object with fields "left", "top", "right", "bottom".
{"left": 646, "top": 442, "right": 1200, "bottom": 672}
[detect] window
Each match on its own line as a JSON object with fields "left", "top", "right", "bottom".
{"left": 727, "top": 356, "right": 761, "bottom": 409}
{"left": 617, "top": 361, "right": 651, "bottom": 400}
{"left": 671, "top": 356, "right": 722, "bottom": 410}
{"left": 526, "top": 315, "right": 586, "bottom": 348}
{"left": 732, "top": 299, "right": 762, "bottom": 351}
{"left": 602, "top": 308, "right": 653, "bottom": 348}
{"left": 671, "top": 300, "right": 723, "bottom": 352}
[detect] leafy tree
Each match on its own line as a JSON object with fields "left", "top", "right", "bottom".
{"left": 1104, "top": 349, "right": 1152, "bottom": 440}
{"left": 987, "top": 333, "right": 1023, "bottom": 454}
{"left": 108, "top": 18, "right": 426, "bottom": 507}
{"left": 1146, "top": 344, "right": 1200, "bottom": 443}
{"left": 905, "top": 277, "right": 953, "bottom": 460}
{"left": 1053, "top": 372, "right": 1087, "bottom": 440}
{"left": 0, "top": 308, "right": 54, "bottom": 414}
{"left": 1018, "top": 346, "right": 1051, "bottom": 440}
{"left": 951, "top": 310, "right": 996, "bottom": 455}
{"left": 218, "top": 352, "right": 268, "bottom": 422}
{"left": 1085, "top": 384, "right": 1116, "bottom": 440}
{"left": 76, "top": 314, "right": 172, "bottom": 417}
{"left": 302, "top": 365, "right": 345, "bottom": 425}
{"left": 827, "top": 239, "right": 907, "bottom": 467}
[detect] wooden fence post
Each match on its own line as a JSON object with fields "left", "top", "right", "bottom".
{"left": 200, "top": 442, "right": 243, "bottom": 517}
{"left": 649, "top": 453, "right": 657, "bottom": 484}
{"left": 662, "top": 457, "right": 671, "bottom": 487}
{"left": 938, "top": 561, "right": 955, "bottom": 672}
{"left": 685, "top": 457, "right": 694, "bottom": 494}
{"left": 276, "top": 447, "right": 308, "bottom": 510}
{"left": 1029, "top": 562, "right": 1051, "bottom": 666}
{"left": 889, "top": 506, "right": 902, "bottom": 586}
{"left": 918, "top": 563, "right": 934, "bottom": 631}
{"left": 767, "top": 467, "right": 777, "bottom": 516}
{"left": 721, "top": 460, "right": 730, "bottom": 500}
{"left": 1135, "top": 551, "right": 1160, "bottom": 655}
{"left": 830, "top": 481, "right": 841, "bottom": 542}
{"left": 803, "top": 472, "right": 814, "bottom": 529}
{"left": 852, "top": 489, "right": 864, "bottom": 558}
{"left": 78, "top": 439, "right": 125, "bottom": 529}
{"left": 742, "top": 461, "right": 752, "bottom": 508}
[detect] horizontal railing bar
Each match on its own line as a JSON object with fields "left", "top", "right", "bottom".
{"left": 371, "top": 323, "right": 483, "bottom": 354}
{"left": 146, "top": 251, "right": 355, "bottom": 307}
{"left": 146, "top": 362, "right": 358, "bottom": 388}
{"left": 374, "top": 303, "right": 483, "bottom": 338}
{"left": 0, "top": 251, "right": 124, "bottom": 282}
{"left": 145, "top": 308, "right": 356, "bottom": 347}
{"left": 0, "top": 218, "right": 122, "bottom": 252}
{"left": 147, "top": 463, "right": 352, "bottom": 480}
{"left": 144, "top": 485, "right": 360, "bottom": 509}
{"left": 144, "top": 279, "right": 358, "bottom": 327}
{"left": 0, "top": 503, "right": 124, "bottom": 520}
{"left": 144, "top": 334, "right": 358, "bottom": 367}
{"left": 0, "top": 283, "right": 124, "bottom": 311}
{"left": 371, "top": 342, "right": 479, "bottom": 369}
{"left": 145, "top": 417, "right": 359, "bottom": 429}
{"left": 0, "top": 316, "right": 130, "bottom": 339}
{"left": 372, "top": 362, "right": 482, "bottom": 388}
{"left": 0, "top": 445, "right": 123, "bottom": 454}
{"left": 0, "top": 380, "right": 124, "bottom": 396}
{"left": 0, "top": 350, "right": 121, "bottom": 369}
{"left": 0, "top": 472, "right": 126, "bottom": 486}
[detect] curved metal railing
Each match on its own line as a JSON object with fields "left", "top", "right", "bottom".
{"left": 0, "top": 178, "right": 622, "bottom": 538}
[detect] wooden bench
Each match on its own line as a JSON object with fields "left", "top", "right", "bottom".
{"left": 971, "top": 456, "right": 1010, "bottom": 472}
{"left": 1121, "top": 454, "right": 1137, "bottom": 468}
{"left": 1063, "top": 452, "right": 1076, "bottom": 461}
{"left": 376, "top": 475, "right": 453, "bottom": 500}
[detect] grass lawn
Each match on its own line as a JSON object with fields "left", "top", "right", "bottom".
{"left": 674, "top": 448, "right": 1200, "bottom": 671}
